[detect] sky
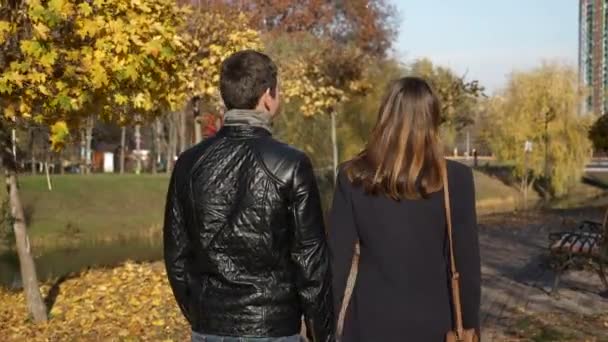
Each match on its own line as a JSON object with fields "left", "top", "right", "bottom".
{"left": 392, "top": 0, "right": 578, "bottom": 93}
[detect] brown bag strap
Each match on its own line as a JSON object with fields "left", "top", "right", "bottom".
{"left": 442, "top": 160, "right": 465, "bottom": 339}
{"left": 337, "top": 243, "right": 359, "bottom": 337}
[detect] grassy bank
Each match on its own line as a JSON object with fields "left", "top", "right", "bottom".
{"left": 0, "top": 170, "right": 604, "bottom": 251}
{"left": 0, "top": 174, "right": 168, "bottom": 251}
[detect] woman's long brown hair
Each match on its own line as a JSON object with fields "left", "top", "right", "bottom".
{"left": 344, "top": 77, "right": 444, "bottom": 200}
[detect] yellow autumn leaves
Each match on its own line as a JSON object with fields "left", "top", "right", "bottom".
{"left": 277, "top": 39, "right": 371, "bottom": 117}
{"left": 184, "top": 10, "right": 262, "bottom": 108}
{"left": 0, "top": 262, "right": 189, "bottom": 342}
{"left": 0, "top": 0, "right": 184, "bottom": 148}
{"left": 282, "top": 60, "right": 347, "bottom": 117}
{"left": 0, "top": 21, "right": 12, "bottom": 45}
{"left": 1, "top": 0, "right": 369, "bottom": 151}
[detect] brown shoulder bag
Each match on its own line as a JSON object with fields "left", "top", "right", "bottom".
{"left": 336, "top": 161, "right": 479, "bottom": 342}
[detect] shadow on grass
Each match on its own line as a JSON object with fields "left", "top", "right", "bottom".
{"left": 44, "top": 275, "right": 71, "bottom": 314}
{"left": 582, "top": 174, "right": 608, "bottom": 190}
{"left": 474, "top": 164, "right": 518, "bottom": 187}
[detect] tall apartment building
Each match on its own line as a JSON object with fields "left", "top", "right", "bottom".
{"left": 580, "top": 0, "right": 608, "bottom": 115}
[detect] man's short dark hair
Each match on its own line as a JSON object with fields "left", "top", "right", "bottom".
{"left": 220, "top": 50, "right": 278, "bottom": 110}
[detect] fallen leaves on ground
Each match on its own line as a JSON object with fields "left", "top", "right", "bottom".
{"left": 504, "top": 311, "right": 608, "bottom": 342}
{"left": 0, "top": 261, "right": 189, "bottom": 341}
{"left": 3, "top": 260, "right": 607, "bottom": 342}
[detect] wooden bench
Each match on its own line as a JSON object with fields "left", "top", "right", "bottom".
{"left": 548, "top": 208, "right": 608, "bottom": 296}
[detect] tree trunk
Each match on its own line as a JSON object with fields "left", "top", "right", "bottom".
{"left": 31, "top": 156, "right": 36, "bottom": 175}
{"left": 120, "top": 126, "right": 126, "bottom": 174}
{"left": 194, "top": 117, "right": 202, "bottom": 144}
{"left": 45, "top": 154, "right": 52, "bottom": 191}
{"left": 179, "top": 110, "right": 187, "bottom": 153}
{"left": 167, "top": 115, "right": 178, "bottom": 174}
{"left": 176, "top": 112, "right": 182, "bottom": 153}
{"left": 80, "top": 129, "right": 86, "bottom": 174}
{"left": 85, "top": 116, "right": 94, "bottom": 174}
{"left": 134, "top": 122, "right": 141, "bottom": 174}
{"left": 59, "top": 151, "right": 65, "bottom": 175}
{"left": 165, "top": 117, "right": 172, "bottom": 175}
{"left": 171, "top": 119, "right": 178, "bottom": 171}
{"left": 12, "top": 129, "right": 17, "bottom": 166}
{"left": 151, "top": 124, "right": 157, "bottom": 175}
{"left": 330, "top": 111, "right": 339, "bottom": 181}
{"left": 153, "top": 119, "right": 162, "bottom": 174}
{"left": 29, "top": 133, "right": 35, "bottom": 175}
{"left": 6, "top": 170, "right": 48, "bottom": 322}
{"left": 28, "top": 128, "right": 36, "bottom": 175}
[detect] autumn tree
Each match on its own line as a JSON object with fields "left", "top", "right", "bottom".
{"left": 181, "top": 6, "right": 261, "bottom": 108}
{"left": 409, "top": 59, "right": 485, "bottom": 147}
{"left": 484, "top": 63, "right": 593, "bottom": 197}
{"left": 0, "top": 0, "right": 49, "bottom": 322}
{"left": 330, "top": 0, "right": 398, "bottom": 57}
{"left": 178, "top": 1, "right": 397, "bottom": 177}
{"left": 145, "top": 5, "right": 262, "bottom": 164}
{"left": 182, "top": 0, "right": 398, "bottom": 57}
{"left": 267, "top": 33, "right": 370, "bottom": 176}
{"left": 339, "top": 60, "right": 406, "bottom": 159}
{"left": 260, "top": 33, "right": 328, "bottom": 170}
{"left": 0, "top": 0, "right": 190, "bottom": 321}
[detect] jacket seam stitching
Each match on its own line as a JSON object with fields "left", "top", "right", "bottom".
{"left": 186, "top": 141, "right": 222, "bottom": 238}
{"left": 247, "top": 139, "right": 288, "bottom": 187}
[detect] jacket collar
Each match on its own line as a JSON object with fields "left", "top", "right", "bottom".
{"left": 218, "top": 125, "right": 272, "bottom": 138}
{"left": 223, "top": 108, "right": 273, "bottom": 133}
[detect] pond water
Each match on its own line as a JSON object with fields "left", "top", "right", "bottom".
{"left": 0, "top": 238, "right": 162, "bottom": 290}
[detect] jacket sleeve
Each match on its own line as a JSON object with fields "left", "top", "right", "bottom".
{"left": 289, "top": 155, "right": 335, "bottom": 342}
{"left": 327, "top": 170, "right": 359, "bottom": 325}
{"left": 451, "top": 166, "right": 481, "bottom": 333}
{"left": 163, "top": 166, "right": 195, "bottom": 324}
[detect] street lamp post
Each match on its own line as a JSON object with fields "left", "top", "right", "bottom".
{"left": 523, "top": 140, "right": 533, "bottom": 210}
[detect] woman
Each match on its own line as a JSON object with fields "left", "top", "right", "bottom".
{"left": 329, "top": 77, "right": 481, "bottom": 342}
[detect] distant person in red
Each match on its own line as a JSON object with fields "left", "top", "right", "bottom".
{"left": 201, "top": 113, "right": 223, "bottom": 138}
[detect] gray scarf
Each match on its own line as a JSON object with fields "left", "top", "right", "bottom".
{"left": 223, "top": 109, "right": 273, "bottom": 133}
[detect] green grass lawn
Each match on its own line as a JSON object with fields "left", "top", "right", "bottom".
{"left": 0, "top": 174, "right": 169, "bottom": 248}
{"left": 472, "top": 170, "right": 522, "bottom": 202}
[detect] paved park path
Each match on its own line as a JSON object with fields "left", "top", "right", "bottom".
{"left": 479, "top": 207, "right": 608, "bottom": 341}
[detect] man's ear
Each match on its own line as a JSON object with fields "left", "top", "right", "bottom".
{"left": 262, "top": 88, "right": 272, "bottom": 112}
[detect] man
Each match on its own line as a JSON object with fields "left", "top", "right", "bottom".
{"left": 164, "top": 50, "right": 335, "bottom": 342}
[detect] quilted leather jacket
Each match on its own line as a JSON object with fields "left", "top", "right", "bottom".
{"left": 163, "top": 125, "right": 335, "bottom": 342}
